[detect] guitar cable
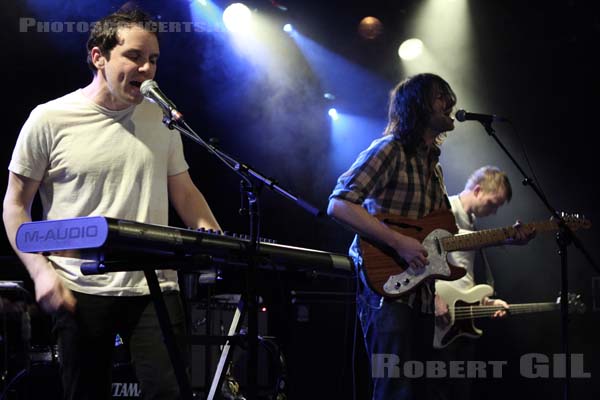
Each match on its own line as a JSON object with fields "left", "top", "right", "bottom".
{"left": 351, "top": 269, "right": 360, "bottom": 400}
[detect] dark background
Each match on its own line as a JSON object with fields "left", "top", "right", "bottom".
{"left": 1, "top": 0, "right": 599, "bottom": 399}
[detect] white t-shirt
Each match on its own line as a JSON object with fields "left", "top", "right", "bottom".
{"left": 9, "top": 89, "right": 189, "bottom": 295}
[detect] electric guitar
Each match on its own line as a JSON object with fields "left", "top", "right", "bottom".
{"left": 433, "top": 282, "right": 586, "bottom": 349}
{"left": 360, "top": 210, "right": 591, "bottom": 298}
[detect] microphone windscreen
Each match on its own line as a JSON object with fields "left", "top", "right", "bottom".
{"left": 455, "top": 109, "right": 467, "bottom": 122}
{"left": 140, "top": 79, "right": 158, "bottom": 96}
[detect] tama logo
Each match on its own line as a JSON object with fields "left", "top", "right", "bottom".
{"left": 23, "top": 226, "right": 99, "bottom": 242}
{"left": 111, "top": 382, "right": 141, "bottom": 397}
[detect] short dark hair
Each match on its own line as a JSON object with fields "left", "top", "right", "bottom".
{"left": 86, "top": 8, "right": 159, "bottom": 73}
{"left": 383, "top": 73, "right": 456, "bottom": 154}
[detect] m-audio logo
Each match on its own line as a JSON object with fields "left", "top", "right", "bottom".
{"left": 23, "top": 226, "right": 99, "bottom": 243}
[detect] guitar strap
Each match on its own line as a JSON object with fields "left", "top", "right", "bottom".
{"left": 464, "top": 198, "right": 496, "bottom": 295}
{"left": 479, "top": 247, "right": 496, "bottom": 294}
{"left": 433, "top": 163, "right": 452, "bottom": 211}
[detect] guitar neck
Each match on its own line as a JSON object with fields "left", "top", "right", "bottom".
{"left": 455, "top": 302, "right": 558, "bottom": 320}
{"left": 442, "top": 220, "right": 561, "bottom": 251}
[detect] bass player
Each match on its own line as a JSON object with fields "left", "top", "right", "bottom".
{"left": 432, "top": 165, "right": 535, "bottom": 400}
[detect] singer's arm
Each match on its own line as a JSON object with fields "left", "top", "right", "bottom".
{"left": 168, "top": 171, "right": 221, "bottom": 231}
{"left": 327, "top": 197, "right": 428, "bottom": 268}
{"left": 2, "top": 172, "right": 76, "bottom": 313}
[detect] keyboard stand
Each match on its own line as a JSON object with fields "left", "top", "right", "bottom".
{"left": 206, "top": 298, "right": 245, "bottom": 400}
{"left": 143, "top": 270, "right": 194, "bottom": 400}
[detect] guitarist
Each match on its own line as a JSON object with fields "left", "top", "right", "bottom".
{"left": 328, "top": 73, "right": 458, "bottom": 400}
{"left": 433, "top": 166, "right": 535, "bottom": 400}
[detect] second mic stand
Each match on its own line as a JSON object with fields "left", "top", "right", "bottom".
{"left": 478, "top": 120, "right": 598, "bottom": 400}
{"left": 162, "top": 115, "right": 322, "bottom": 400}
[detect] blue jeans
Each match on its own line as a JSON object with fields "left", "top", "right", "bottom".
{"left": 357, "top": 280, "right": 435, "bottom": 400}
{"left": 53, "top": 290, "right": 187, "bottom": 400}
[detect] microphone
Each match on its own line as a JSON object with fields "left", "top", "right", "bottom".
{"left": 140, "top": 79, "right": 184, "bottom": 122}
{"left": 455, "top": 109, "right": 507, "bottom": 124}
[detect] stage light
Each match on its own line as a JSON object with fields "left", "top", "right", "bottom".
{"left": 323, "top": 93, "right": 336, "bottom": 100}
{"left": 223, "top": 3, "right": 252, "bottom": 33}
{"left": 398, "top": 38, "right": 423, "bottom": 60}
{"left": 283, "top": 23, "right": 293, "bottom": 33}
{"left": 358, "top": 16, "right": 383, "bottom": 40}
{"left": 328, "top": 108, "right": 339, "bottom": 120}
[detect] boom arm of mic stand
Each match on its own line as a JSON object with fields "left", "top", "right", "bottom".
{"left": 163, "top": 116, "right": 324, "bottom": 217}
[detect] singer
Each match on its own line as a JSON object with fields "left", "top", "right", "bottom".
{"left": 328, "top": 73, "right": 458, "bottom": 400}
{"left": 3, "top": 7, "right": 221, "bottom": 400}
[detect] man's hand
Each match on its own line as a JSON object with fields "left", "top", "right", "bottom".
{"left": 33, "top": 263, "right": 76, "bottom": 313}
{"left": 483, "top": 297, "right": 509, "bottom": 318}
{"left": 392, "top": 233, "right": 429, "bottom": 271}
{"left": 504, "top": 220, "right": 536, "bottom": 245}
{"left": 434, "top": 294, "right": 451, "bottom": 326}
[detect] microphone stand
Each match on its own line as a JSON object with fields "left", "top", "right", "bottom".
{"left": 477, "top": 121, "right": 599, "bottom": 400}
{"left": 161, "top": 115, "right": 322, "bottom": 400}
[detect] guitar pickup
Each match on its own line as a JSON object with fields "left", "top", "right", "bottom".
{"left": 434, "top": 236, "right": 442, "bottom": 255}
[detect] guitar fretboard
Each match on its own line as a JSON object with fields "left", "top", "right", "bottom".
{"left": 455, "top": 302, "right": 559, "bottom": 320}
{"left": 441, "top": 219, "right": 582, "bottom": 252}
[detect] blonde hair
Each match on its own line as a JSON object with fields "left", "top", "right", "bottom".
{"left": 465, "top": 166, "right": 512, "bottom": 202}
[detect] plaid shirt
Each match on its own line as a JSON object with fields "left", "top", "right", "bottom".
{"left": 330, "top": 134, "right": 450, "bottom": 313}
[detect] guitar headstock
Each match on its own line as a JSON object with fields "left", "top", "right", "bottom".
{"left": 556, "top": 293, "right": 586, "bottom": 314}
{"left": 552, "top": 213, "right": 592, "bottom": 231}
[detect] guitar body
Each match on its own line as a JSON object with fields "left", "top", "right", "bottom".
{"left": 360, "top": 209, "right": 465, "bottom": 298}
{"left": 433, "top": 282, "right": 494, "bottom": 349}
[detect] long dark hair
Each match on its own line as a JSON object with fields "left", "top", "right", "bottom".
{"left": 383, "top": 73, "right": 456, "bottom": 153}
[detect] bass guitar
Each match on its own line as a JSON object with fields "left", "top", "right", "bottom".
{"left": 433, "top": 282, "right": 586, "bottom": 349}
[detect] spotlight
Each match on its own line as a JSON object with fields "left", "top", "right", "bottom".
{"left": 283, "top": 23, "right": 293, "bottom": 33}
{"left": 358, "top": 16, "right": 383, "bottom": 40}
{"left": 328, "top": 108, "right": 339, "bottom": 120}
{"left": 223, "top": 3, "right": 252, "bottom": 33}
{"left": 398, "top": 38, "right": 424, "bottom": 60}
{"left": 323, "top": 92, "right": 336, "bottom": 100}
